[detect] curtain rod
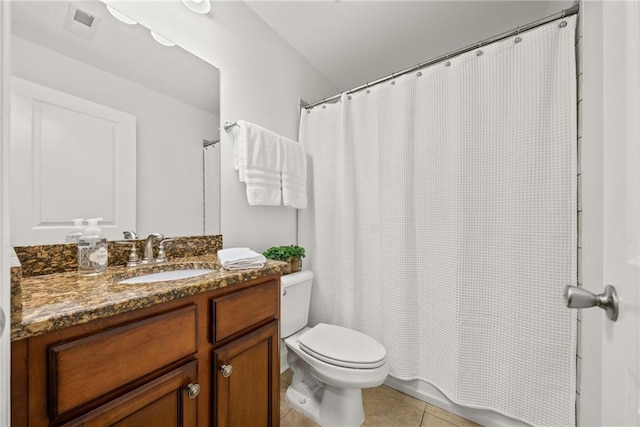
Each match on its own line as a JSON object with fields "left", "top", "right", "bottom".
{"left": 304, "top": 2, "right": 579, "bottom": 110}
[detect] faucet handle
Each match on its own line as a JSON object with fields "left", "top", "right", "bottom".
{"left": 115, "top": 241, "right": 140, "bottom": 267}
{"left": 156, "top": 238, "right": 175, "bottom": 263}
{"left": 123, "top": 230, "right": 138, "bottom": 240}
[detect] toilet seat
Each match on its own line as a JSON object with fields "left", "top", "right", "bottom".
{"left": 298, "top": 323, "right": 386, "bottom": 369}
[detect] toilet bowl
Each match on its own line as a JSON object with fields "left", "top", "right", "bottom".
{"left": 281, "top": 271, "right": 389, "bottom": 427}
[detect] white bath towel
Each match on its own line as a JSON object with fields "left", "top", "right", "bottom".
{"left": 281, "top": 136, "right": 307, "bottom": 209}
{"left": 234, "top": 120, "right": 282, "bottom": 206}
{"left": 233, "top": 124, "right": 244, "bottom": 172}
{"left": 217, "top": 247, "right": 266, "bottom": 270}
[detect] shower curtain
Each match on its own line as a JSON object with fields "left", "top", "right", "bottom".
{"left": 298, "top": 16, "right": 577, "bottom": 427}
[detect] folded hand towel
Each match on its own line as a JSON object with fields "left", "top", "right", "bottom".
{"left": 235, "top": 121, "right": 282, "bottom": 206}
{"left": 223, "top": 261, "right": 264, "bottom": 271}
{"left": 217, "top": 247, "right": 266, "bottom": 270}
{"left": 281, "top": 136, "right": 307, "bottom": 209}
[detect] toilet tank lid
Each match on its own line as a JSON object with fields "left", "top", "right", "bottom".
{"left": 281, "top": 270, "right": 314, "bottom": 288}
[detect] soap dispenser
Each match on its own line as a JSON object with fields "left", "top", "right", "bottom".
{"left": 65, "top": 218, "right": 84, "bottom": 243}
{"left": 78, "top": 218, "right": 108, "bottom": 276}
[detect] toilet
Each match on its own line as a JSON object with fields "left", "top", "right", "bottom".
{"left": 281, "top": 271, "right": 389, "bottom": 427}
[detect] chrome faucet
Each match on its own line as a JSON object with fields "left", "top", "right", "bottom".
{"left": 142, "top": 233, "right": 164, "bottom": 264}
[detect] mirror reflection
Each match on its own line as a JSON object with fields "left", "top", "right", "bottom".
{"left": 10, "top": 0, "right": 220, "bottom": 245}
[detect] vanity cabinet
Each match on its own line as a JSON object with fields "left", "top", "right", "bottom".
{"left": 11, "top": 274, "right": 281, "bottom": 427}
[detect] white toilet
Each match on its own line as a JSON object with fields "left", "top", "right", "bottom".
{"left": 281, "top": 271, "right": 389, "bottom": 427}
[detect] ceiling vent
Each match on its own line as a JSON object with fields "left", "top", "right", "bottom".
{"left": 63, "top": 3, "right": 100, "bottom": 40}
{"left": 73, "top": 8, "right": 95, "bottom": 27}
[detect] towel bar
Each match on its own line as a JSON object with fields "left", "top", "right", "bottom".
{"left": 223, "top": 121, "right": 238, "bottom": 132}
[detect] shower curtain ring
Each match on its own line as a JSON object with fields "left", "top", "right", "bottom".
{"left": 559, "top": 10, "right": 568, "bottom": 27}
{"left": 514, "top": 27, "right": 523, "bottom": 43}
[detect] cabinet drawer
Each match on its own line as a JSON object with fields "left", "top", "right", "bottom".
{"left": 48, "top": 305, "right": 197, "bottom": 418}
{"left": 211, "top": 281, "right": 278, "bottom": 342}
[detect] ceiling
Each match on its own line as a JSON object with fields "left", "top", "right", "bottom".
{"left": 12, "top": 1, "right": 220, "bottom": 115}
{"left": 245, "top": 1, "right": 574, "bottom": 94}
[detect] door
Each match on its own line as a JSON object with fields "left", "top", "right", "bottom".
{"left": 600, "top": 2, "right": 640, "bottom": 425}
{"left": 10, "top": 77, "right": 136, "bottom": 244}
{"left": 213, "top": 321, "right": 279, "bottom": 427}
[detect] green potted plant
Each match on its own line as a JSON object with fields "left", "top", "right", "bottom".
{"left": 263, "top": 245, "right": 306, "bottom": 272}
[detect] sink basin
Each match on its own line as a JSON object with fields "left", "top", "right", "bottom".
{"left": 118, "top": 269, "right": 214, "bottom": 284}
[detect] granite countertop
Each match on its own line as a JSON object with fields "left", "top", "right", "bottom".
{"left": 11, "top": 255, "right": 288, "bottom": 341}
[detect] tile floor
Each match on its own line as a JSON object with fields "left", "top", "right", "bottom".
{"left": 279, "top": 370, "right": 482, "bottom": 427}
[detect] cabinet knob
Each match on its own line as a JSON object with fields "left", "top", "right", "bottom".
{"left": 186, "top": 383, "right": 200, "bottom": 399}
{"left": 220, "top": 364, "right": 233, "bottom": 378}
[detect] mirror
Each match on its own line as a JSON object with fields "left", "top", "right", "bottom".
{"left": 10, "top": 0, "right": 220, "bottom": 245}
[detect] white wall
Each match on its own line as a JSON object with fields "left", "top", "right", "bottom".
{"left": 0, "top": 3, "right": 11, "bottom": 426}
{"left": 11, "top": 35, "right": 219, "bottom": 240}
{"left": 544, "top": 1, "right": 575, "bottom": 20}
{"left": 104, "top": 1, "right": 338, "bottom": 252}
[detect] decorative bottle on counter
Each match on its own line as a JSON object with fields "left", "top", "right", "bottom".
{"left": 65, "top": 218, "right": 84, "bottom": 243}
{"left": 78, "top": 218, "right": 108, "bottom": 276}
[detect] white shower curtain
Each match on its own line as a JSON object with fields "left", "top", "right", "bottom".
{"left": 299, "top": 16, "right": 577, "bottom": 427}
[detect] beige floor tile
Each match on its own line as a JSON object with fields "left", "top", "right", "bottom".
{"left": 365, "top": 385, "right": 427, "bottom": 412}
{"left": 362, "top": 386, "right": 425, "bottom": 427}
{"left": 281, "top": 369, "right": 293, "bottom": 385}
{"left": 280, "top": 382, "right": 293, "bottom": 420}
{"left": 425, "top": 404, "right": 481, "bottom": 427}
{"left": 279, "top": 380, "right": 476, "bottom": 427}
{"left": 421, "top": 414, "right": 458, "bottom": 427}
{"left": 280, "top": 409, "right": 321, "bottom": 427}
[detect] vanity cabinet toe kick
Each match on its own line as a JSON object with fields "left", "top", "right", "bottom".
{"left": 11, "top": 275, "right": 281, "bottom": 427}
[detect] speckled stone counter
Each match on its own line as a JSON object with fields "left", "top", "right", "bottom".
{"left": 11, "top": 256, "right": 288, "bottom": 341}
{"left": 10, "top": 249, "right": 22, "bottom": 320}
{"left": 11, "top": 234, "right": 292, "bottom": 341}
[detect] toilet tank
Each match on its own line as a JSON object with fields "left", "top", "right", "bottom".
{"left": 280, "top": 270, "right": 313, "bottom": 338}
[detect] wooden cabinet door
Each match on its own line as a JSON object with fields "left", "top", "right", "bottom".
{"left": 63, "top": 360, "right": 198, "bottom": 427}
{"left": 49, "top": 305, "right": 197, "bottom": 419}
{"left": 213, "top": 321, "right": 279, "bottom": 427}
